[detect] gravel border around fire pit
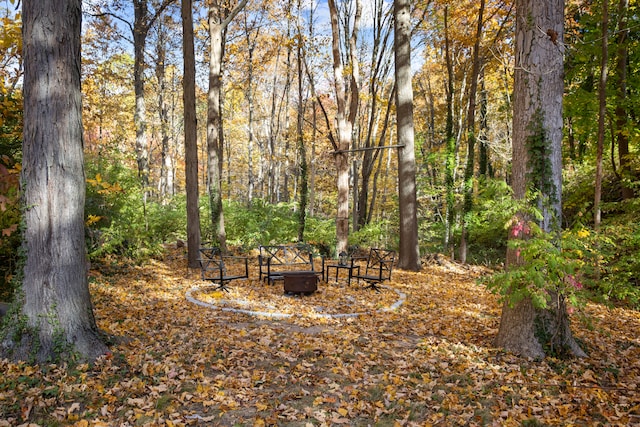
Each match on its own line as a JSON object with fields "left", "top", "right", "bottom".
{"left": 185, "top": 284, "right": 406, "bottom": 319}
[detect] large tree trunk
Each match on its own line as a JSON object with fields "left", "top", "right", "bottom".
{"left": 5, "top": 0, "right": 108, "bottom": 363}
{"left": 182, "top": 0, "right": 201, "bottom": 268}
{"left": 494, "top": 0, "right": 585, "bottom": 359}
{"left": 394, "top": 0, "right": 420, "bottom": 271}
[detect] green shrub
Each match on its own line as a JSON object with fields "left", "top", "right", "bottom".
{"left": 85, "top": 155, "right": 180, "bottom": 262}
{"left": 349, "top": 220, "right": 397, "bottom": 253}
{"left": 481, "top": 221, "right": 591, "bottom": 311}
{"left": 221, "top": 199, "right": 300, "bottom": 249}
{"left": 0, "top": 156, "right": 21, "bottom": 301}
{"left": 463, "top": 179, "right": 519, "bottom": 265}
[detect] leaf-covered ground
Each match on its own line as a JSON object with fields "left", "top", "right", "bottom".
{"left": 1, "top": 247, "right": 639, "bottom": 426}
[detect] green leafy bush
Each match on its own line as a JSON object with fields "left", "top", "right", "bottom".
{"left": 589, "top": 218, "right": 640, "bottom": 309}
{"left": 85, "top": 155, "right": 181, "bottom": 262}
{"left": 464, "top": 179, "right": 519, "bottom": 265}
{"left": 349, "top": 220, "right": 397, "bottom": 253}
{"left": 221, "top": 199, "right": 301, "bottom": 249}
{"left": 481, "top": 221, "right": 591, "bottom": 311}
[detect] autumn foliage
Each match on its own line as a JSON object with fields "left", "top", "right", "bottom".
{"left": 1, "top": 248, "right": 638, "bottom": 425}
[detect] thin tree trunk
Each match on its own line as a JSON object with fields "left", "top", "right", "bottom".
{"left": 443, "top": 6, "right": 455, "bottom": 257}
{"left": 357, "top": 0, "right": 393, "bottom": 230}
{"left": 206, "top": 0, "right": 247, "bottom": 250}
{"left": 594, "top": 0, "right": 608, "bottom": 230}
{"left": 295, "top": 0, "right": 308, "bottom": 241}
{"left": 131, "top": 0, "right": 175, "bottom": 218}
{"left": 207, "top": 12, "right": 225, "bottom": 249}
{"left": 327, "top": 0, "right": 359, "bottom": 255}
{"left": 478, "top": 78, "right": 490, "bottom": 177}
{"left": 615, "top": 0, "right": 632, "bottom": 200}
{"left": 394, "top": 0, "right": 420, "bottom": 271}
{"left": 133, "top": 0, "right": 150, "bottom": 202}
{"left": 460, "top": 0, "right": 485, "bottom": 264}
{"left": 155, "top": 20, "right": 171, "bottom": 202}
{"left": 243, "top": 13, "right": 257, "bottom": 206}
{"left": 182, "top": 0, "right": 201, "bottom": 268}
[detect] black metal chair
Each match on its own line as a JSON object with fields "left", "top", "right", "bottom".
{"left": 349, "top": 248, "right": 396, "bottom": 291}
{"left": 198, "top": 247, "right": 249, "bottom": 291}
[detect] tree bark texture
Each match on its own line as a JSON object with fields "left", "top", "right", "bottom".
{"left": 182, "top": 0, "right": 201, "bottom": 268}
{"left": 207, "top": 12, "right": 226, "bottom": 249}
{"left": 8, "top": 0, "right": 108, "bottom": 362}
{"left": 495, "top": 0, "right": 585, "bottom": 359}
{"left": 205, "top": 0, "right": 247, "bottom": 249}
{"left": 133, "top": 0, "right": 150, "bottom": 194}
{"left": 459, "top": 0, "right": 485, "bottom": 264}
{"left": 394, "top": 0, "right": 420, "bottom": 271}
{"left": 328, "top": 0, "right": 354, "bottom": 255}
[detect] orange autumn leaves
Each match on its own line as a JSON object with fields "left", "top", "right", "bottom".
{"left": 1, "top": 248, "right": 639, "bottom": 425}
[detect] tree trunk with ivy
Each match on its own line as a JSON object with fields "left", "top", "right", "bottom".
{"left": 1, "top": 0, "right": 108, "bottom": 363}
{"left": 494, "top": 0, "right": 586, "bottom": 359}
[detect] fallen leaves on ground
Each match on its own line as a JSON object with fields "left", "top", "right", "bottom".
{"left": 189, "top": 278, "right": 404, "bottom": 319}
{"left": 1, "top": 247, "right": 639, "bottom": 426}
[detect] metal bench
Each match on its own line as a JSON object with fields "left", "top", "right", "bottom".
{"left": 349, "top": 248, "right": 396, "bottom": 291}
{"left": 198, "top": 247, "right": 249, "bottom": 291}
{"left": 258, "top": 244, "right": 320, "bottom": 285}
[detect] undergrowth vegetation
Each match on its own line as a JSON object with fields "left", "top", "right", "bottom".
{"left": 1, "top": 155, "right": 639, "bottom": 310}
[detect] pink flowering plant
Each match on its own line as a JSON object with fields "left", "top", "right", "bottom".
{"left": 482, "top": 218, "right": 593, "bottom": 312}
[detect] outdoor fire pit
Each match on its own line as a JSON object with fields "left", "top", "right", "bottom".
{"left": 281, "top": 271, "right": 319, "bottom": 294}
